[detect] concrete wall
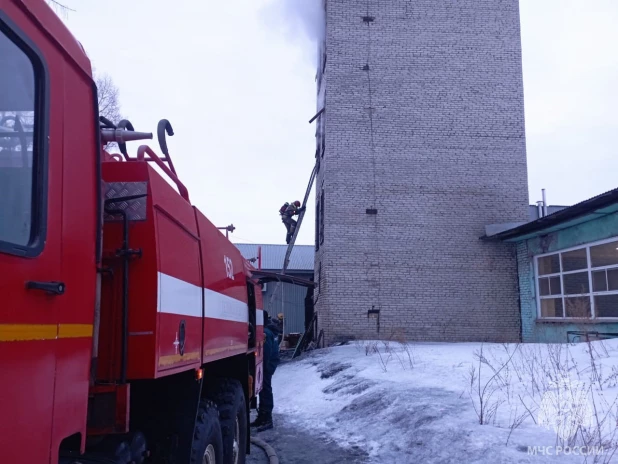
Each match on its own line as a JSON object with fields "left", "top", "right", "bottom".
{"left": 517, "top": 213, "right": 618, "bottom": 343}
{"left": 315, "top": 0, "right": 529, "bottom": 343}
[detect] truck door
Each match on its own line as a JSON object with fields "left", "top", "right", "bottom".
{"left": 0, "top": 17, "right": 61, "bottom": 464}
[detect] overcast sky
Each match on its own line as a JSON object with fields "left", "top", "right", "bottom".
{"left": 61, "top": 0, "right": 618, "bottom": 246}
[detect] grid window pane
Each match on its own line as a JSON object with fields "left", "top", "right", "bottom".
{"left": 590, "top": 241, "right": 618, "bottom": 268}
{"left": 594, "top": 295, "right": 618, "bottom": 318}
{"left": 539, "top": 278, "right": 550, "bottom": 296}
{"left": 561, "top": 248, "right": 588, "bottom": 272}
{"left": 540, "top": 298, "right": 563, "bottom": 318}
{"left": 608, "top": 269, "right": 618, "bottom": 291}
{"left": 538, "top": 254, "right": 560, "bottom": 275}
{"left": 565, "top": 297, "right": 592, "bottom": 318}
{"left": 537, "top": 242, "right": 618, "bottom": 319}
{"left": 563, "top": 272, "right": 590, "bottom": 295}
{"left": 592, "top": 270, "right": 607, "bottom": 292}
{"left": 549, "top": 276, "right": 561, "bottom": 295}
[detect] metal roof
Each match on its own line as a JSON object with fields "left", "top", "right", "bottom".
{"left": 234, "top": 244, "right": 314, "bottom": 271}
{"left": 488, "top": 187, "right": 618, "bottom": 242}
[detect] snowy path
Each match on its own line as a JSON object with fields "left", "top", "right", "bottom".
{"left": 267, "top": 341, "right": 618, "bottom": 464}
{"left": 250, "top": 409, "right": 368, "bottom": 463}
{"left": 254, "top": 414, "right": 368, "bottom": 463}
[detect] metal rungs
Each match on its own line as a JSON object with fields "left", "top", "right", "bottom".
{"left": 269, "top": 163, "right": 318, "bottom": 311}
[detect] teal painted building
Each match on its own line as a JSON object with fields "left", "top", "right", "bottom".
{"left": 488, "top": 189, "right": 618, "bottom": 343}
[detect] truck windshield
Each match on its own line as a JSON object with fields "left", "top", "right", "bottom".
{"left": 0, "top": 27, "right": 36, "bottom": 247}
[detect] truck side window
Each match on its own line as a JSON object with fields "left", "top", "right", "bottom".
{"left": 0, "top": 25, "right": 40, "bottom": 250}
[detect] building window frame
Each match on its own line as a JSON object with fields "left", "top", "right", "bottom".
{"left": 320, "top": 115, "right": 325, "bottom": 159}
{"left": 315, "top": 196, "right": 320, "bottom": 252}
{"left": 534, "top": 236, "right": 618, "bottom": 321}
{"left": 319, "top": 189, "right": 325, "bottom": 245}
{"left": 0, "top": 13, "right": 49, "bottom": 258}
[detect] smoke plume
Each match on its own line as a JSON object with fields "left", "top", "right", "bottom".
{"left": 262, "top": 0, "right": 325, "bottom": 63}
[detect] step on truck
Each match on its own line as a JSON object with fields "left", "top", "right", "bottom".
{"left": 0, "top": 1, "right": 265, "bottom": 462}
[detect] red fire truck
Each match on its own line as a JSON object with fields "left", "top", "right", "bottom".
{"left": 0, "top": 1, "right": 265, "bottom": 463}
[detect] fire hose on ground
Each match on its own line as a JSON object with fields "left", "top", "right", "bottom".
{"left": 251, "top": 436, "right": 279, "bottom": 464}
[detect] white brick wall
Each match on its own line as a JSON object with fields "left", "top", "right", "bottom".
{"left": 315, "top": 0, "right": 528, "bottom": 343}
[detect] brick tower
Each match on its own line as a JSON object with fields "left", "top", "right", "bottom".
{"left": 313, "top": 0, "right": 529, "bottom": 343}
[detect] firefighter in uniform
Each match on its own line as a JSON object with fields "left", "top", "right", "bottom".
{"left": 251, "top": 311, "right": 281, "bottom": 431}
{"left": 280, "top": 200, "right": 303, "bottom": 244}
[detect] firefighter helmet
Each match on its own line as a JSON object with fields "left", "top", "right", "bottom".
{"left": 293, "top": 200, "right": 301, "bottom": 207}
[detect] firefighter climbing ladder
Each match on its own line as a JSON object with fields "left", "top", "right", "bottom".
{"left": 268, "top": 163, "right": 317, "bottom": 335}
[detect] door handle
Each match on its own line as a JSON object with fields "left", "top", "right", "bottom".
{"left": 26, "top": 281, "right": 66, "bottom": 295}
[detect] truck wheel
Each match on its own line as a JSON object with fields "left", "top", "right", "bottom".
{"left": 191, "top": 400, "right": 224, "bottom": 464}
{"left": 206, "top": 379, "right": 247, "bottom": 464}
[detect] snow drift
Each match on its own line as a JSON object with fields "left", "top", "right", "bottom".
{"left": 273, "top": 339, "right": 618, "bottom": 463}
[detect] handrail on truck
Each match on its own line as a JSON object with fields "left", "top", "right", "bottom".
{"left": 136, "top": 144, "right": 190, "bottom": 202}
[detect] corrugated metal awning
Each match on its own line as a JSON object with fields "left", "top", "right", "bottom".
{"left": 250, "top": 270, "right": 315, "bottom": 288}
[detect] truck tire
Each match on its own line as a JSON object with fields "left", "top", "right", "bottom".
{"left": 206, "top": 379, "right": 247, "bottom": 464}
{"left": 190, "top": 400, "right": 224, "bottom": 464}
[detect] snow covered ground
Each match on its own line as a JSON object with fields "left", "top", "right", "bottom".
{"left": 272, "top": 339, "right": 618, "bottom": 463}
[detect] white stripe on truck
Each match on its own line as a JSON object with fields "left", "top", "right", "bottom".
{"left": 158, "top": 272, "right": 248, "bottom": 323}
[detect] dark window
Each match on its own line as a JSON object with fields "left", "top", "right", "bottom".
{"left": 319, "top": 189, "right": 325, "bottom": 245}
{"left": 320, "top": 115, "right": 325, "bottom": 159}
{"left": 563, "top": 272, "right": 589, "bottom": 295}
{"left": 315, "top": 113, "right": 324, "bottom": 160}
{"left": 0, "top": 20, "right": 45, "bottom": 254}
{"left": 538, "top": 254, "right": 560, "bottom": 275}
{"left": 590, "top": 241, "right": 618, "bottom": 268}
{"left": 539, "top": 277, "right": 550, "bottom": 296}
{"left": 540, "top": 298, "right": 563, "bottom": 318}
{"left": 594, "top": 294, "right": 618, "bottom": 318}
{"left": 608, "top": 268, "right": 618, "bottom": 291}
{"left": 315, "top": 197, "right": 320, "bottom": 251}
{"left": 539, "top": 276, "right": 561, "bottom": 296}
{"left": 593, "top": 270, "right": 607, "bottom": 292}
{"left": 561, "top": 248, "right": 588, "bottom": 272}
{"left": 550, "top": 276, "right": 561, "bottom": 295}
{"left": 565, "top": 297, "right": 591, "bottom": 318}
{"left": 315, "top": 148, "right": 320, "bottom": 173}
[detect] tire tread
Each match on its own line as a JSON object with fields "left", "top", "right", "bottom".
{"left": 190, "top": 399, "right": 223, "bottom": 464}
{"left": 205, "top": 379, "right": 247, "bottom": 464}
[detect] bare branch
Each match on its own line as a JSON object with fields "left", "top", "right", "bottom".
{"left": 94, "top": 71, "right": 123, "bottom": 125}
{"left": 45, "top": 0, "right": 76, "bottom": 15}
{"left": 93, "top": 69, "right": 124, "bottom": 150}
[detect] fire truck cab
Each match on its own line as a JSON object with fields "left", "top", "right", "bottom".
{"left": 0, "top": 1, "right": 264, "bottom": 463}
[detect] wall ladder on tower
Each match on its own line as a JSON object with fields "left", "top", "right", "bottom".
{"left": 269, "top": 163, "right": 318, "bottom": 336}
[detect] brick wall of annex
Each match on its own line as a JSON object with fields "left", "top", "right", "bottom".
{"left": 315, "top": 0, "right": 529, "bottom": 343}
